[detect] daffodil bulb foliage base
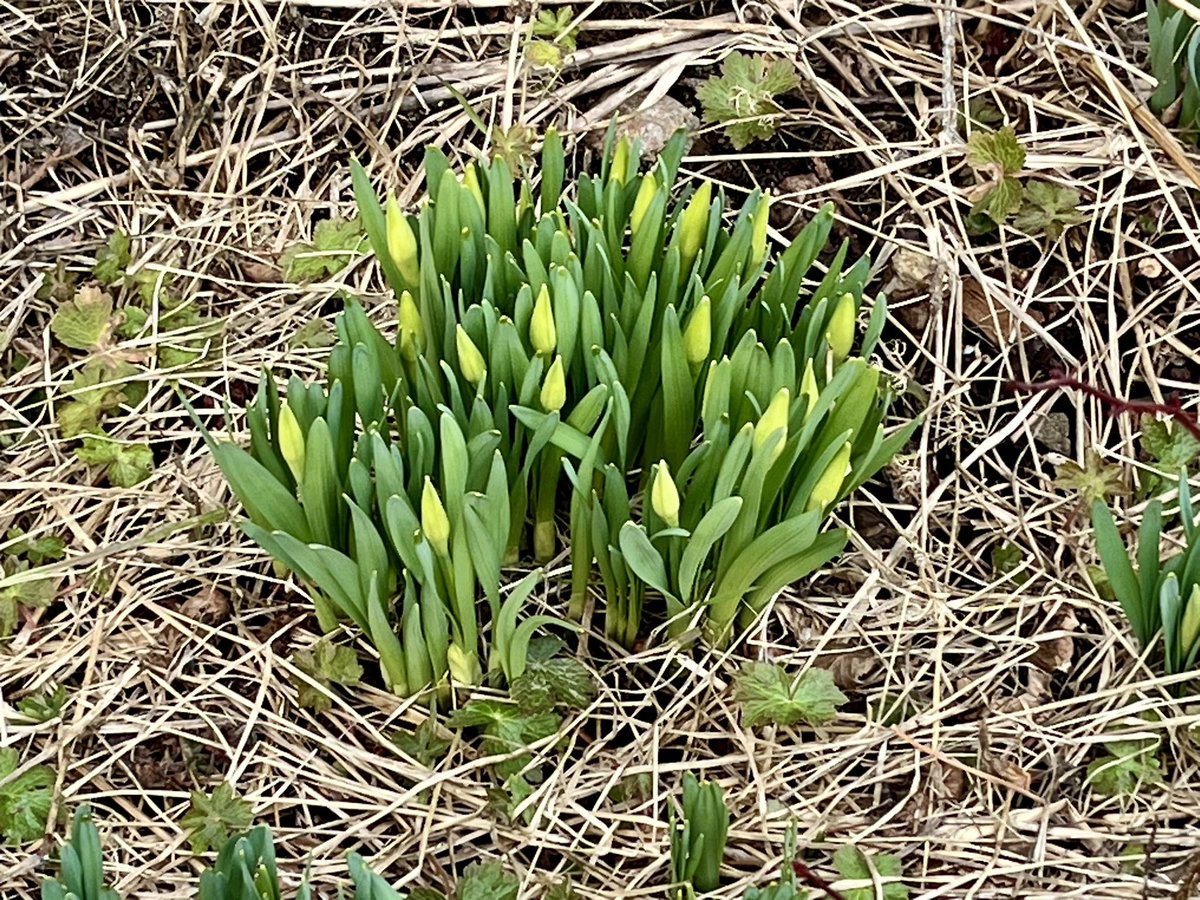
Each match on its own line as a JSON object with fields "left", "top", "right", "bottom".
{"left": 204, "top": 123, "right": 915, "bottom": 703}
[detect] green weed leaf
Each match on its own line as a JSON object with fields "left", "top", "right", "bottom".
{"left": 1055, "top": 450, "right": 1127, "bottom": 504}
{"left": 1087, "top": 740, "right": 1163, "bottom": 797}
{"left": 290, "top": 638, "right": 363, "bottom": 712}
{"left": 0, "top": 748, "right": 54, "bottom": 844}
{"left": 832, "top": 845, "right": 908, "bottom": 900}
{"left": 697, "top": 52, "right": 800, "bottom": 149}
{"left": 1141, "top": 415, "right": 1200, "bottom": 472}
{"left": 457, "top": 861, "right": 519, "bottom": 900}
{"left": 51, "top": 286, "right": 117, "bottom": 351}
{"left": 92, "top": 231, "right": 131, "bottom": 286}
{"left": 510, "top": 654, "right": 597, "bottom": 713}
{"left": 181, "top": 782, "right": 253, "bottom": 855}
{"left": 966, "top": 126, "right": 1025, "bottom": 175}
{"left": 75, "top": 437, "right": 154, "bottom": 487}
{"left": 1013, "top": 181, "right": 1086, "bottom": 240}
{"left": 735, "top": 662, "right": 847, "bottom": 728}
{"left": 17, "top": 685, "right": 67, "bottom": 723}
{"left": 280, "top": 217, "right": 366, "bottom": 282}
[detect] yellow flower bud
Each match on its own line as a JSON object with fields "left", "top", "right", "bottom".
{"left": 398, "top": 290, "right": 425, "bottom": 362}
{"left": 800, "top": 358, "right": 820, "bottom": 421}
{"left": 807, "top": 441, "right": 852, "bottom": 513}
{"left": 650, "top": 461, "right": 680, "bottom": 528}
{"left": 630, "top": 173, "right": 657, "bottom": 236}
{"left": 1181, "top": 583, "right": 1200, "bottom": 659}
{"left": 611, "top": 139, "right": 630, "bottom": 185}
{"left": 447, "top": 641, "right": 481, "bottom": 685}
{"left": 455, "top": 325, "right": 487, "bottom": 387}
{"left": 683, "top": 296, "right": 712, "bottom": 366}
{"left": 461, "top": 163, "right": 485, "bottom": 215}
{"left": 421, "top": 477, "right": 451, "bottom": 557}
{"left": 278, "top": 401, "right": 305, "bottom": 481}
{"left": 385, "top": 194, "right": 419, "bottom": 290}
{"left": 679, "top": 181, "right": 712, "bottom": 267}
{"left": 530, "top": 283, "right": 557, "bottom": 356}
{"left": 753, "top": 388, "right": 790, "bottom": 458}
{"left": 750, "top": 192, "right": 771, "bottom": 268}
{"left": 826, "top": 292, "right": 856, "bottom": 365}
{"left": 540, "top": 356, "right": 567, "bottom": 412}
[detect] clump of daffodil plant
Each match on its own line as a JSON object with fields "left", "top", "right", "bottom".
{"left": 204, "top": 124, "right": 913, "bottom": 700}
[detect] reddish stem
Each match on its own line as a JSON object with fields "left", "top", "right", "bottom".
{"left": 1008, "top": 370, "right": 1200, "bottom": 445}
{"left": 792, "top": 861, "right": 848, "bottom": 900}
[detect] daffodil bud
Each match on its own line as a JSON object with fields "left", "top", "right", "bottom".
{"left": 683, "top": 297, "right": 712, "bottom": 367}
{"left": 800, "top": 358, "right": 820, "bottom": 422}
{"left": 750, "top": 192, "right": 771, "bottom": 268}
{"left": 1181, "top": 583, "right": 1200, "bottom": 658}
{"left": 753, "top": 388, "right": 790, "bottom": 459}
{"left": 679, "top": 181, "right": 712, "bottom": 267}
{"left": 611, "top": 139, "right": 631, "bottom": 185}
{"left": 826, "top": 292, "right": 856, "bottom": 365}
{"left": 651, "top": 460, "right": 680, "bottom": 528}
{"left": 530, "top": 283, "right": 557, "bottom": 356}
{"left": 421, "top": 477, "right": 451, "bottom": 557}
{"left": 461, "top": 163, "right": 485, "bottom": 215}
{"left": 398, "top": 290, "right": 425, "bottom": 362}
{"left": 807, "top": 441, "right": 852, "bottom": 513}
{"left": 385, "top": 194, "right": 419, "bottom": 290}
{"left": 278, "top": 401, "right": 305, "bottom": 481}
{"left": 630, "top": 173, "right": 657, "bottom": 236}
{"left": 447, "top": 641, "right": 481, "bottom": 685}
{"left": 455, "top": 325, "right": 487, "bottom": 387}
{"left": 540, "top": 355, "right": 566, "bottom": 412}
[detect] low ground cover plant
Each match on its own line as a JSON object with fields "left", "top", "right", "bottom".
{"left": 204, "top": 126, "right": 914, "bottom": 699}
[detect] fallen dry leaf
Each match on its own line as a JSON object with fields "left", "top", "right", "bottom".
{"left": 961, "top": 277, "right": 1044, "bottom": 346}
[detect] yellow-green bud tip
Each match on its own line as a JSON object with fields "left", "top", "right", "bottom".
{"left": 455, "top": 325, "right": 487, "bottom": 387}
{"left": 385, "top": 194, "right": 420, "bottom": 290}
{"left": 807, "top": 441, "right": 853, "bottom": 513}
{"left": 650, "top": 460, "right": 681, "bottom": 528}
{"left": 750, "top": 192, "right": 771, "bottom": 268}
{"left": 277, "top": 401, "right": 305, "bottom": 481}
{"left": 630, "top": 173, "right": 658, "bottom": 236}
{"left": 753, "top": 388, "right": 790, "bottom": 458}
{"left": 679, "top": 181, "right": 712, "bottom": 264}
{"left": 447, "top": 642, "right": 481, "bottom": 685}
{"left": 421, "top": 477, "right": 451, "bottom": 557}
{"left": 683, "top": 296, "right": 712, "bottom": 366}
{"left": 826, "top": 292, "right": 857, "bottom": 365}
{"left": 530, "top": 283, "right": 557, "bottom": 356}
{"left": 800, "top": 358, "right": 820, "bottom": 421}
{"left": 398, "top": 290, "right": 425, "bottom": 362}
{"left": 540, "top": 355, "right": 567, "bottom": 412}
{"left": 1181, "top": 583, "right": 1200, "bottom": 659}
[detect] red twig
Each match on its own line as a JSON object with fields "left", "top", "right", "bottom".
{"left": 793, "top": 861, "right": 848, "bottom": 900}
{"left": 1008, "top": 370, "right": 1200, "bottom": 445}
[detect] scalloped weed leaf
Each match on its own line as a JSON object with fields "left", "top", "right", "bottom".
{"left": 281, "top": 216, "right": 367, "bottom": 282}
{"left": 392, "top": 714, "right": 451, "bottom": 768}
{"left": 457, "top": 861, "right": 519, "bottom": 900}
{"left": 509, "top": 653, "right": 597, "bottom": 713}
{"left": 51, "top": 286, "right": 118, "bottom": 351}
{"left": 1141, "top": 414, "right": 1200, "bottom": 472}
{"left": 290, "top": 637, "right": 363, "bottom": 713}
{"left": 965, "top": 126, "right": 1025, "bottom": 225}
{"left": 1087, "top": 739, "right": 1163, "bottom": 798}
{"left": 75, "top": 436, "right": 153, "bottom": 487}
{"left": 1013, "top": 181, "right": 1085, "bottom": 240}
{"left": 181, "top": 782, "right": 253, "bottom": 855}
{"left": 448, "top": 698, "right": 561, "bottom": 779}
{"left": 697, "top": 51, "right": 800, "bottom": 149}
{"left": 0, "top": 747, "right": 54, "bottom": 844}
{"left": 58, "top": 359, "right": 141, "bottom": 439}
{"left": 0, "top": 559, "right": 58, "bottom": 638}
{"left": 990, "top": 541, "right": 1029, "bottom": 585}
{"left": 1054, "top": 449, "right": 1127, "bottom": 504}
{"left": 17, "top": 684, "right": 67, "bottom": 723}
{"left": 92, "top": 230, "right": 132, "bottom": 286}
{"left": 735, "top": 662, "right": 847, "bottom": 728}
{"left": 833, "top": 845, "right": 908, "bottom": 900}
